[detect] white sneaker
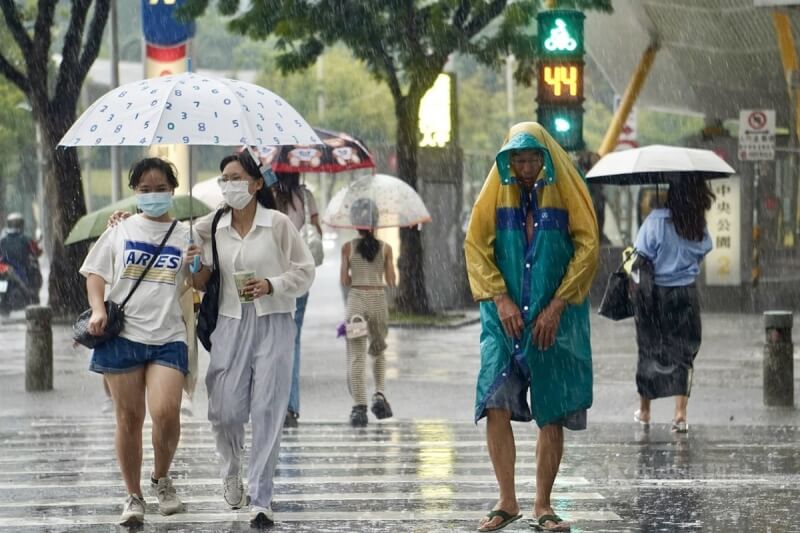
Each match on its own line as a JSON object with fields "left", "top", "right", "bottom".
{"left": 223, "top": 474, "right": 246, "bottom": 509}
{"left": 119, "top": 493, "right": 145, "bottom": 526}
{"left": 101, "top": 396, "right": 114, "bottom": 414}
{"left": 151, "top": 476, "right": 183, "bottom": 515}
{"left": 181, "top": 393, "right": 194, "bottom": 417}
{"left": 249, "top": 505, "right": 274, "bottom": 527}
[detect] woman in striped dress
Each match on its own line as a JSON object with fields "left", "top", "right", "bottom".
{"left": 340, "top": 198, "right": 397, "bottom": 427}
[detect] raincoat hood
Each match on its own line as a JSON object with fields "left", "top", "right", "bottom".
{"left": 495, "top": 122, "right": 578, "bottom": 186}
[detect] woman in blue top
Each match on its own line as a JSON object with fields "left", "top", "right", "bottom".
{"left": 632, "top": 175, "right": 714, "bottom": 433}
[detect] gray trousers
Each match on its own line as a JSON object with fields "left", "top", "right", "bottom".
{"left": 206, "top": 305, "right": 295, "bottom": 508}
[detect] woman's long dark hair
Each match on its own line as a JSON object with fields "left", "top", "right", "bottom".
{"left": 219, "top": 153, "right": 277, "bottom": 211}
{"left": 274, "top": 172, "right": 301, "bottom": 214}
{"left": 665, "top": 175, "right": 716, "bottom": 241}
{"left": 356, "top": 230, "right": 380, "bottom": 262}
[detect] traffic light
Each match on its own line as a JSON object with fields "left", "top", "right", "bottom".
{"left": 536, "top": 9, "right": 585, "bottom": 151}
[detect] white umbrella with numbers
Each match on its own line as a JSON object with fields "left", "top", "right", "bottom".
{"left": 58, "top": 72, "right": 321, "bottom": 148}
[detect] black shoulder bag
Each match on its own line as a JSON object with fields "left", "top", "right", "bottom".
{"left": 73, "top": 219, "right": 178, "bottom": 349}
{"left": 196, "top": 209, "right": 225, "bottom": 351}
{"left": 598, "top": 247, "right": 636, "bottom": 321}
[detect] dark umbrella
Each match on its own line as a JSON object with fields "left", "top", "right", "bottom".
{"left": 586, "top": 145, "right": 736, "bottom": 185}
{"left": 259, "top": 128, "right": 375, "bottom": 174}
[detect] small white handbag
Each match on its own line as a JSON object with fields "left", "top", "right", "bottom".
{"left": 345, "top": 314, "right": 369, "bottom": 339}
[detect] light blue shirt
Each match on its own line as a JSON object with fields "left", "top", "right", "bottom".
{"left": 634, "top": 209, "right": 712, "bottom": 287}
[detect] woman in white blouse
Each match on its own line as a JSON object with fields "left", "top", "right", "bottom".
{"left": 189, "top": 152, "right": 315, "bottom": 527}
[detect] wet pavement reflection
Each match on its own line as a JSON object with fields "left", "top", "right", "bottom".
{"left": 0, "top": 417, "right": 798, "bottom": 531}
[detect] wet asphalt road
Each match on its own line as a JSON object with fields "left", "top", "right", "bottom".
{"left": 0, "top": 257, "right": 798, "bottom": 531}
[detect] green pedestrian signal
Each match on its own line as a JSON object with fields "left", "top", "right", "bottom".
{"left": 536, "top": 9, "right": 585, "bottom": 151}
{"left": 537, "top": 106, "right": 584, "bottom": 151}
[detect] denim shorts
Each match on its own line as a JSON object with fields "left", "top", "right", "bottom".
{"left": 90, "top": 336, "right": 189, "bottom": 375}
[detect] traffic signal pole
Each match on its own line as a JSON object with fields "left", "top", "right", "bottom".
{"left": 598, "top": 42, "right": 659, "bottom": 156}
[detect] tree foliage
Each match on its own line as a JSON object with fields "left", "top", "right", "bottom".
{"left": 0, "top": 0, "right": 110, "bottom": 315}
{"left": 180, "top": 0, "right": 612, "bottom": 312}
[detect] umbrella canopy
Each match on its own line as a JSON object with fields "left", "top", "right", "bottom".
{"left": 323, "top": 174, "right": 432, "bottom": 230}
{"left": 586, "top": 145, "right": 736, "bottom": 185}
{"left": 258, "top": 128, "right": 375, "bottom": 174}
{"left": 65, "top": 194, "right": 212, "bottom": 245}
{"left": 58, "top": 72, "right": 321, "bottom": 148}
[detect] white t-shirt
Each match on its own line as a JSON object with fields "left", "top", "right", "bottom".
{"left": 80, "top": 215, "right": 190, "bottom": 345}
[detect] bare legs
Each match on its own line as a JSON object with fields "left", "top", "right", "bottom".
{"left": 106, "top": 369, "right": 146, "bottom": 497}
{"left": 105, "top": 364, "right": 184, "bottom": 496}
{"left": 481, "top": 409, "right": 570, "bottom": 530}
{"left": 637, "top": 395, "right": 689, "bottom": 424}
{"left": 479, "top": 409, "right": 520, "bottom": 529}
{"left": 534, "top": 425, "right": 564, "bottom": 524}
{"left": 673, "top": 395, "right": 688, "bottom": 424}
{"left": 146, "top": 364, "right": 184, "bottom": 479}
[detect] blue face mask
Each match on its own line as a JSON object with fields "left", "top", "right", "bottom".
{"left": 136, "top": 192, "right": 173, "bottom": 217}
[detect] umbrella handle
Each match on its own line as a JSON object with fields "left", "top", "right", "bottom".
{"left": 188, "top": 237, "right": 201, "bottom": 273}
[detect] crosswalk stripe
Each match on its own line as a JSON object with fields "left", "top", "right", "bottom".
{"left": 0, "top": 510, "right": 623, "bottom": 528}
{"left": 0, "top": 417, "right": 622, "bottom": 529}
{"left": 0, "top": 476, "right": 592, "bottom": 490}
{"left": 0, "top": 491, "right": 607, "bottom": 509}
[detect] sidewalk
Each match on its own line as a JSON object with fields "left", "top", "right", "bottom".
{"left": 1, "top": 258, "right": 798, "bottom": 428}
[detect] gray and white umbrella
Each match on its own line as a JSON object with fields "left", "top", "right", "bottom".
{"left": 586, "top": 145, "right": 736, "bottom": 185}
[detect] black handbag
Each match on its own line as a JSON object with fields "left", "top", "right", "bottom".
{"left": 196, "top": 209, "right": 225, "bottom": 351}
{"left": 73, "top": 220, "right": 178, "bottom": 349}
{"left": 598, "top": 248, "right": 636, "bottom": 321}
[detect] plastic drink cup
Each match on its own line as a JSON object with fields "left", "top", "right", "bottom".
{"left": 233, "top": 270, "right": 256, "bottom": 302}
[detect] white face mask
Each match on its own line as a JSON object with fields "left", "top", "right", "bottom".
{"left": 221, "top": 181, "right": 254, "bottom": 210}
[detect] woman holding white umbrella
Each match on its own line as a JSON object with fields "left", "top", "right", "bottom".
{"left": 339, "top": 198, "right": 397, "bottom": 427}
{"left": 631, "top": 175, "right": 714, "bottom": 434}
{"left": 325, "top": 174, "right": 430, "bottom": 426}
{"left": 190, "top": 151, "right": 315, "bottom": 527}
{"left": 587, "top": 145, "right": 733, "bottom": 433}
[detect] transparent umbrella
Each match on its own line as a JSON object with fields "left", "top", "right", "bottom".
{"left": 322, "top": 174, "right": 432, "bottom": 229}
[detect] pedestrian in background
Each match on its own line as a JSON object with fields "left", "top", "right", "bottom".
{"left": 465, "top": 122, "right": 599, "bottom": 532}
{"left": 631, "top": 175, "right": 714, "bottom": 434}
{"left": 339, "top": 198, "right": 396, "bottom": 428}
{"left": 273, "top": 171, "right": 323, "bottom": 428}
{"left": 190, "top": 152, "right": 315, "bottom": 527}
{"left": 80, "top": 157, "right": 190, "bottom": 526}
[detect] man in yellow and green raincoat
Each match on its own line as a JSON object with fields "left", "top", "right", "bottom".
{"left": 465, "top": 122, "right": 599, "bottom": 532}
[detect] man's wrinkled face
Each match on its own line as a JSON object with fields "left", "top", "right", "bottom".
{"left": 510, "top": 150, "right": 544, "bottom": 190}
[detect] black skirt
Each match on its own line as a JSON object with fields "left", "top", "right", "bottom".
{"left": 633, "top": 284, "right": 702, "bottom": 399}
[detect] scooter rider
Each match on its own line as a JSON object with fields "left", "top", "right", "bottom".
{"left": 0, "top": 213, "right": 42, "bottom": 310}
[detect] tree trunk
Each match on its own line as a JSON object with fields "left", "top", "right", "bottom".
{"left": 393, "top": 95, "right": 430, "bottom": 314}
{"left": 39, "top": 103, "right": 89, "bottom": 317}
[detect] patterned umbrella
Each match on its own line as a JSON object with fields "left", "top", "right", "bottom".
{"left": 322, "top": 174, "right": 431, "bottom": 229}
{"left": 257, "top": 128, "right": 375, "bottom": 173}
{"left": 58, "top": 72, "right": 320, "bottom": 147}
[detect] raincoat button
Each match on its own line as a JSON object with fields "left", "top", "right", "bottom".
{"left": 525, "top": 263, "right": 531, "bottom": 269}
{"left": 514, "top": 344, "right": 520, "bottom": 349}
{"left": 502, "top": 372, "right": 507, "bottom": 377}
{"left": 523, "top": 306, "right": 529, "bottom": 311}
{"left": 534, "top": 223, "right": 539, "bottom": 228}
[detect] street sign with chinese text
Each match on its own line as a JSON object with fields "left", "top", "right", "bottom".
{"left": 738, "top": 109, "right": 775, "bottom": 161}
{"left": 705, "top": 176, "right": 741, "bottom": 286}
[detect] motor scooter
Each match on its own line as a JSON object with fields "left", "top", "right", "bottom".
{"left": 0, "top": 260, "right": 35, "bottom": 316}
